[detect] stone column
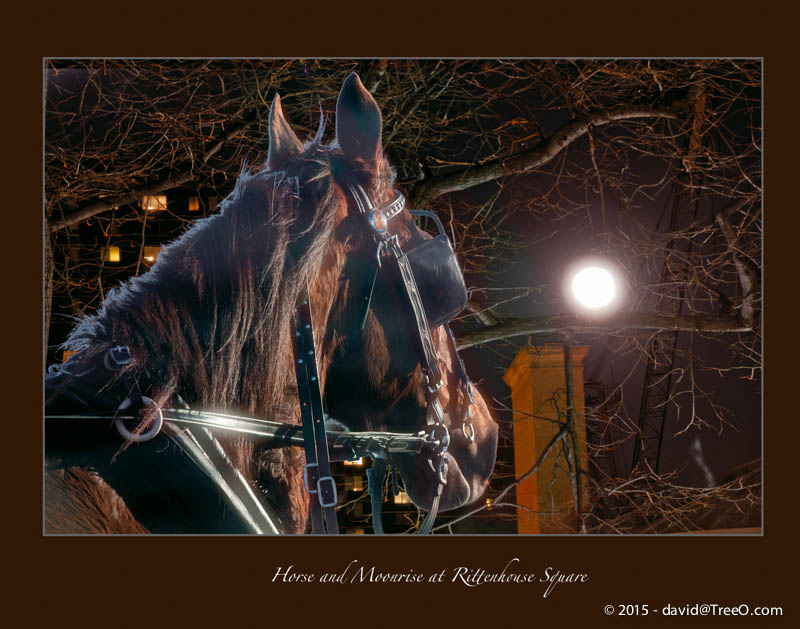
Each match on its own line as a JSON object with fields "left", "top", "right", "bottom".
{"left": 503, "top": 344, "right": 589, "bottom": 533}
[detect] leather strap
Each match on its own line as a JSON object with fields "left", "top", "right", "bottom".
{"left": 294, "top": 285, "right": 339, "bottom": 534}
{"left": 336, "top": 175, "right": 452, "bottom": 534}
{"left": 366, "top": 458, "right": 388, "bottom": 535}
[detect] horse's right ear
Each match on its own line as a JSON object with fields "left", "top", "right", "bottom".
{"left": 267, "top": 94, "right": 303, "bottom": 171}
{"left": 336, "top": 73, "right": 383, "bottom": 167}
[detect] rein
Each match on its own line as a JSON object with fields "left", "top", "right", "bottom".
{"left": 46, "top": 407, "right": 438, "bottom": 461}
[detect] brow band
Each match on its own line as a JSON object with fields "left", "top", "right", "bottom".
{"left": 381, "top": 194, "right": 405, "bottom": 222}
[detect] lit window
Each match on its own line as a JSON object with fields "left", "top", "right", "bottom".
{"left": 141, "top": 194, "right": 167, "bottom": 212}
{"left": 104, "top": 246, "right": 121, "bottom": 263}
{"left": 393, "top": 490, "right": 412, "bottom": 504}
{"left": 346, "top": 528, "right": 365, "bottom": 535}
{"left": 188, "top": 196, "right": 200, "bottom": 212}
{"left": 343, "top": 457, "right": 364, "bottom": 467}
{"left": 345, "top": 475, "right": 364, "bottom": 492}
{"left": 62, "top": 350, "right": 76, "bottom": 363}
{"left": 143, "top": 246, "right": 161, "bottom": 265}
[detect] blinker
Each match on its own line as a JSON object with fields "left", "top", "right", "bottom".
{"left": 403, "top": 235, "right": 468, "bottom": 329}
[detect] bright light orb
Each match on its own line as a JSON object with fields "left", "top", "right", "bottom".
{"left": 571, "top": 266, "right": 616, "bottom": 309}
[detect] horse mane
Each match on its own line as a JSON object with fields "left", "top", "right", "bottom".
{"left": 63, "top": 135, "right": 348, "bottom": 419}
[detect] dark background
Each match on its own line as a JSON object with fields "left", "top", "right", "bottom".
{"left": 14, "top": 2, "right": 791, "bottom": 627}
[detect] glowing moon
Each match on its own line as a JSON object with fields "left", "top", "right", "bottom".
{"left": 571, "top": 266, "right": 616, "bottom": 309}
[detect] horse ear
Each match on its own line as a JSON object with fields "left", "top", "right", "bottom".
{"left": 267, "top": 94, "right": 303, "bottom": 171}
{"left": 335, "top": 73, "right": 383, "bottom": 166}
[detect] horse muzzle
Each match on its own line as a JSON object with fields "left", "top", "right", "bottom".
{"left": 393, "top": 417, "right": 498, "bottom": 512}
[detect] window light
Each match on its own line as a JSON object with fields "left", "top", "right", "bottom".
{"left": 143, "top": 246, "right": 161, "bottom": 265}
{"left": 188, "top": 196, "right": 200, "bottom": 212}
{"left": 141, "top": 194, "right": 167, "bottom": 212}
{"left": 343, "top": 457, "right": 364, "bottom": 467}
{"left": 393, "top": 490, "right": 412, "bottom": 504}
{"left": 104, "top": 246, "right": 121, "bottom": 263}
{"left": 345, "top": 475, "right": 364, "bottom": 492}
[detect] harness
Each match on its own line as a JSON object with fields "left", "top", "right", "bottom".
{"left": 45, "top": 176, "right": 475, "bottom": 535}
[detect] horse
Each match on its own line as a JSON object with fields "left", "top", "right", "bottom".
{"left": 44, "top": 73, "right": 498, "bottom": 534}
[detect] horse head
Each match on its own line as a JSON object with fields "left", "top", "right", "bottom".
{"left": 267, "top": 73, "right": 498, "bottom": 525}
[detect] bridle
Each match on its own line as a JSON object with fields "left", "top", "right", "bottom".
{"left": 44, "top": 171, "right": 476, "bottom": 535}
{"left": 296, "top": 169, "right": 476, "bottom": 533}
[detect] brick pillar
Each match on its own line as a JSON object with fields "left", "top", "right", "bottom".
{"left": 503, "top": 344, "right": 589, "bottom": 534}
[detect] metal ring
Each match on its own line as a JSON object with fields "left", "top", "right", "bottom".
{"left": 437, "top": 453, "right": 450, "bottom": 485}
{"left": 462, "top": 421, "right": 476, "bottom": 443}
{"left": 115, "top": 396, "right": 163, "bottom": 443}
{"left": 427, "top": 423, "right": 450, "bottom": 452}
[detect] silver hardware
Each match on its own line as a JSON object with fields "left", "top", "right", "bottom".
{"left": 462, "top": 419, "right": 475, "bottom": 443}
{"left": 317, "top": 476, "right": 338, "bottom": 508}
{"left": 303, "top": 463, "right": 319, "bottom": 494}
{"left": 115, "top": 396, "right": 163, "bottom": 443}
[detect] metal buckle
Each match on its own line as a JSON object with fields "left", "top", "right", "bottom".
{"left": 104, "top": 345, "right": 133, "bottom": 371}
{"left": 425, "top": 374, "right": 443, "bottom": 396}
{"left": 303, "top": 463, "right": 320, "bottom": 494}
{"left": 437, "top": 453, "right": 450, "bottom": 485}
{"left": 464, "top": 380, "right": 475, "bottom": 404}
{"left": 427, "top": 451, "right": 450, "bottom": 485}
{"left": 317, "top": 476, "right": 338, "bottom": 508}
{"left": 386, "top": 234, "right": 403, "bottom": 257}
{"left": 462, "top": 391, "right": 475, "bottom": 443}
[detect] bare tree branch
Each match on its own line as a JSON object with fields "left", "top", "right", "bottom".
{"left": 715, "top": 197, "right": 760, "bottom": 326}
{"left": 455, "top": 312, "right": 751, "bottom": 350}
{"left": 466, "top": 298, "right": 502, "bottom": 326}
{"left": 410, "top": 106, "right": 682, "bottom": 206}
{"left": 49, "top": 120, "right": 253, "bottom": 232}
{"left": 49, "top": 173, "right": 195, "bottom": 232}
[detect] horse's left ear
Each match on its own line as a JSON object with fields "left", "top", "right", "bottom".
{"left": 335, "top": 73, "right": 383, "bottom": 167}
{"left": 267, "top": 94, "right": 304, "bottom": 171}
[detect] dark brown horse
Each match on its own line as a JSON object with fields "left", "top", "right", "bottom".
{"left": 45, "top": 74, "right": 498, "bottom": 534}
